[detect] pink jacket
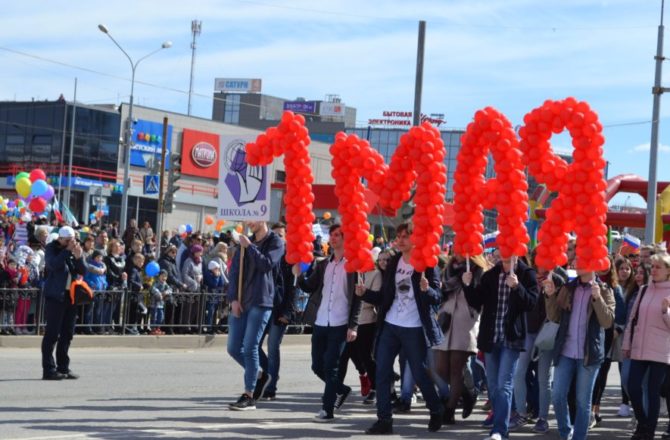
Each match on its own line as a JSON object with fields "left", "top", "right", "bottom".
{"left": 622, "top": 280, "right": 670, "bottom": 365}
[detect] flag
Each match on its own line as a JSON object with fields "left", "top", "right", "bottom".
{"left": 623, "top": 233, "right": 641, "bottom": 250}
{"left": 483, "top": 231, "right": 500, "bottom": 248}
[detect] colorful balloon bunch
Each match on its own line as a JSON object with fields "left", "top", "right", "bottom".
{"left": 12, "top": 168, "right": 55, "bottom": 215}
{"left": 453, "top": 107, "right": 529, "bottom": 258}
{"left": 331, "top": 122, "right": 447, "bottom": 272}
{"left": 519, "top": 98, "right": 609, "bottom": 271}
{"left": 245, "top": 111, "right": 315, "bottom": 265}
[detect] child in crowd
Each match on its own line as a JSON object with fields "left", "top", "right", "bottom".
{"left": 127, "top": 253, "right": 146, "bottom": 335}
{"left": 203, "top": 260, "right": 227, "bottom": 334}
{"left": 85, "top": 250, "right": 109, "bottom": 334}
{"left": 150, "top": 270, "right": 171, "bottom": 336}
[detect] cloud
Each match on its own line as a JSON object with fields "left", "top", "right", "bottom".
{"left": 630, "top": 143, "right": 670, "bottom": 153}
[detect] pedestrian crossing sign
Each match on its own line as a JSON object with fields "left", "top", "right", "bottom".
{"left": 144, "top": 175, "right": 159, "bottom": 195}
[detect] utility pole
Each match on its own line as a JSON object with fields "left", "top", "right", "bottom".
{"left": 645, "top": 0, "right": 666, "bottom": 244}
{"left": 187, "top": 20, "right": 202, "bottom": 116}
{"left": 156, "top": 116, "right": 168, "bottom": 259}
{"left": 64, "top": 78, "right": 77, "bottom": 213}
{"left": 413, "top": 20, "right": 426, "bottom": 126}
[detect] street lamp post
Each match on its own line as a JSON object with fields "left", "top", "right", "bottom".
{"left": 98, "top": 24, "right": 171, "bottom": 235}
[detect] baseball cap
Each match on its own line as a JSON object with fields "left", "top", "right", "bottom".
{"left": 58, "top": 226, "right": 75, "bottom": 239}
{"left": 208, "top": 261, "right": 221, "bottom": 271}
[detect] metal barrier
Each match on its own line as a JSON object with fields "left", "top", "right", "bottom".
{"left": 0, "top": 288, "right": 310, "bottom": 336}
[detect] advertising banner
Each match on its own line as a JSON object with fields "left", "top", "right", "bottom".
{"left": 182, "top": 128, "right": 220, "bottom": 179}
{"left": 283, "top": 101, "right": 316, "bottom": 114}
{"left": 130, "top": 119, "right": 173, "bottom": 169}
{"left": 217, "top": 135, "right": 270, "bottom": 221}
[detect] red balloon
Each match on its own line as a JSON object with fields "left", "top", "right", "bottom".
{"left": 29, "top": 169, "right": 47, "bottom": 182}
{"left": 29, "top": 197, "right": 47, "bottom": 213}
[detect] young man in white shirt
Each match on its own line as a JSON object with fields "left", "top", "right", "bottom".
{"left": 295, "top": 224, "right": 361, "bottom": 422}
{"left": 356, "top": 223, "right": 444, "bottom": 434}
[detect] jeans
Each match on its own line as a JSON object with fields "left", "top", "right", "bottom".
{"left": 227, "top": 306, "right": 272, "bottom": 393}
{"left": 205, "top": 298, "right": 221, "bottom": 328}
{"left": 622, "top": 358, "right": 649, "bottom": 412}
{"left": 484, "top": 343, "right": 521, "bottom": 438}
{"left": 513, "top": 332, "right": 537, "bottom": 415}
{"left": 535, "top": 349, "right": 554, "bottom": 419}
{"left": 41, "top": 297, "right": 78, "bottom": 374}
{"left": 399, "top": 358, "right": 415, "bottom": 402}
{"left": 152, "top": 307, "right": 164, "bottom": 326}
{"left": 628, "top": 360, "right": 669, "bottom": 435}
{"left": 93, "top": 294, "right": 111, "bottom": 330}
{"left": 552, "top": 356, "right": 601, "bottom": 440}
{"left": 311, "top": 324, "right": 348, "bottom": 414}
{"left": 259, "top": 319, "right": 288, "bottom": 393}
{"left": 375, "top": 323, "right": 443, "bottom": 420}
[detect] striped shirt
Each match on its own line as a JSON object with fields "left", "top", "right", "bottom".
{"left": 494, "top": 272, "right": 510, "bottom": 343}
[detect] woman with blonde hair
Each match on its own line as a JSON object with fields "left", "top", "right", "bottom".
{"left": 622, "top": 253, "right": 670, "bottom": 440}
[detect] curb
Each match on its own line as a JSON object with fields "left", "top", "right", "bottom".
{"left": 0, "top": 334, "right": 312, "bottom": 349}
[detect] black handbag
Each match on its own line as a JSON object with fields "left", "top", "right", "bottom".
{"left": 437, "top": 311, "right": 452, "bottom": 333}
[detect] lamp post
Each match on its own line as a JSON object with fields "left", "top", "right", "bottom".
{"left": 98, "top": 24, "right": 171, "bottom": 235}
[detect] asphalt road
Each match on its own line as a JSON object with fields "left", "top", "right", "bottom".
{"left": 0, "top": 344, "right": 662, "bottom": 439}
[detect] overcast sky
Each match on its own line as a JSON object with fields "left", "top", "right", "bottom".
{"left": 2, "top": 0, "right": 669, "bottom": 207}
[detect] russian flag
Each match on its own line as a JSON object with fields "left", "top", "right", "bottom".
{"left": 483, "top": 231, "right": 500, "bottom": 248}
{"left": 623, "top": 233, "right": 641, "bottom": 250}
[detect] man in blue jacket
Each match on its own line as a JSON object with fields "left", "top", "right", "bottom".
{"left": 226, "top": 221, "right": 284, "bottom": 411}
{"left": 356, "top": 222, "right": 444, "bottom": 435}
{"left": 41, "top": 226, "right": 86, "bottom": 380}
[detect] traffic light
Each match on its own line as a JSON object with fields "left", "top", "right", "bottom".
{"left": 163, "top": 153, "right": 181, "bottom": 213}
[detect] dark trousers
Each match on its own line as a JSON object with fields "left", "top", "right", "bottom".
{"left": 375, "top": 323, "right": 443, "bottom": 420}
{"left": 311, "top": 324, "right": 348, "bottom": 415}
{"left": 592, "top": 357, "right": 612, "bottom": 407}
{"left": 628, "top": 360, "right": 669, "bottom": 435}
{"left": 41, "top": 297, "right": 78, "bottom": 374}
{"left": 338, "top": 323, "right": 377, "bottom": 388}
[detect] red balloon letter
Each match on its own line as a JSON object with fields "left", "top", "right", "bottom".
{"left": 453, "top": 107, "right": 529, "bottom": 258}
{"left": 519, "top": 98, "right": 609, "bottom": 271}
{"left": 245, "top": 111, "right": 315, "bottom": 264}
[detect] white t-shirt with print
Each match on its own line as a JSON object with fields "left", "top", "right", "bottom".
{"left": 385, "top": 256, "right": 422, "bottom": 328}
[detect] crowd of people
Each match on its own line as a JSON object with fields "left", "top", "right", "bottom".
{"left": 1, "top": 215, "right": 669, "bottom": 440}
{"left": 0, "top": 217, "right": 236, "bottom": 335}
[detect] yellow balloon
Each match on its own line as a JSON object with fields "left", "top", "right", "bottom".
{"left": 368, "top": 233, "right": 374, "bottom": 242}
{"left": 82, "top": 226, "right": 90, "bottom": 233}
{"left": 15, "top": 177, "right": 32, "bottom": 198}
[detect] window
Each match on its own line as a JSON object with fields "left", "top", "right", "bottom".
{"left": 275, "top": 169, "right": 286, "bottom": 183}
{"left": 224, "top": 94, "right": 241, "bottom": 124}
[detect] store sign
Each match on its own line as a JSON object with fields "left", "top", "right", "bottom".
{"left": 130, "top": 119, "right": 173, "bottom": 169}
{"left": 283, "top": 101, "right": 316, "bottom": 114}
{"left": 182, "top": 128, "right": 220, "bottom": 179}
{"left": 319, "top": 102, "right": 345, "bottom": 117}
{"left": 214, "top": 78, "right": 262, "bottom": 93}
{"left": 367, "top": 111, "right": 446, "bottom": 127}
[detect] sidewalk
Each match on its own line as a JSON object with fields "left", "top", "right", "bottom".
{"left": 0, "top": 334, "right": 311, "bottom": 349}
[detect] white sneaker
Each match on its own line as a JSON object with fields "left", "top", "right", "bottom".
{"left": 483, "top": 434, "right": 503, "bottom": 440}
{"left": 314, "top": 409, "right": 334, "bottom": 422}
{"left": 617, "top": 404, "right": 631, "bottom": 417}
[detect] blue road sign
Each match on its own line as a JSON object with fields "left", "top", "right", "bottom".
{"left": 144, "top": 175, "right": 159, "bottom": 195}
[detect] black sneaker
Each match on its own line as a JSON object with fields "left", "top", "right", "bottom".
{"left": 229, "top": 394, "right": 256, "bottom": 411}
{"left": 363, "top": 390, "right": 376, "bottom": 405}
{"left": 42, "top": 371, "right": 65, "bottom": 380}
{"left": 261, "top": 390, "right": 276, "bottom": 401}
{"left": 392, "top": 399, "right": 411, "bottom": 414}
{"left": 59, "top": 370, "right": 79, "bottom": 380}
{"left": 461, "top": 389, "right": 477, "bottom": 419}
{"left": 365, "top": 418, "right": 393, "bottom": 435}
{"left": 314, "top": 409, "right": 335, "bottom": 422}
{"left": 428, "top": 411, "right": 443, "bottom": 432}
{"left": 334, "top": 385, "right": 352, "bottom": 410}
{"left": 253, "top": 371, "right": 272, "bottom": 401}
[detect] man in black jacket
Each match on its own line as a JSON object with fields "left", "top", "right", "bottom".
{"left": 257, "top": 223, "right": 296, "bottom": 401}
{"left": 294, "top": 224, "right": 361, "bottom": 422}
{"left": 462, "top": 255, "right": 539, "bottom": 440}
{"left": 41, "top": 226, "right": 86, "bottom": 380}
{"left": 356, "top": 223, "right": 444, "bottom": 435}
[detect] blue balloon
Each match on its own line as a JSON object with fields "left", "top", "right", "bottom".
{"left": 145, "top": 261, "right": 160, "bottom": 277}
{"left": 185, "top": 224, "right": 193, "bottom": 233}
{"left": 300, "top": 262, "right": 310, "bottom": 273}
{"left": 31, "top": 179, "right": 49, "bottom": 197}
